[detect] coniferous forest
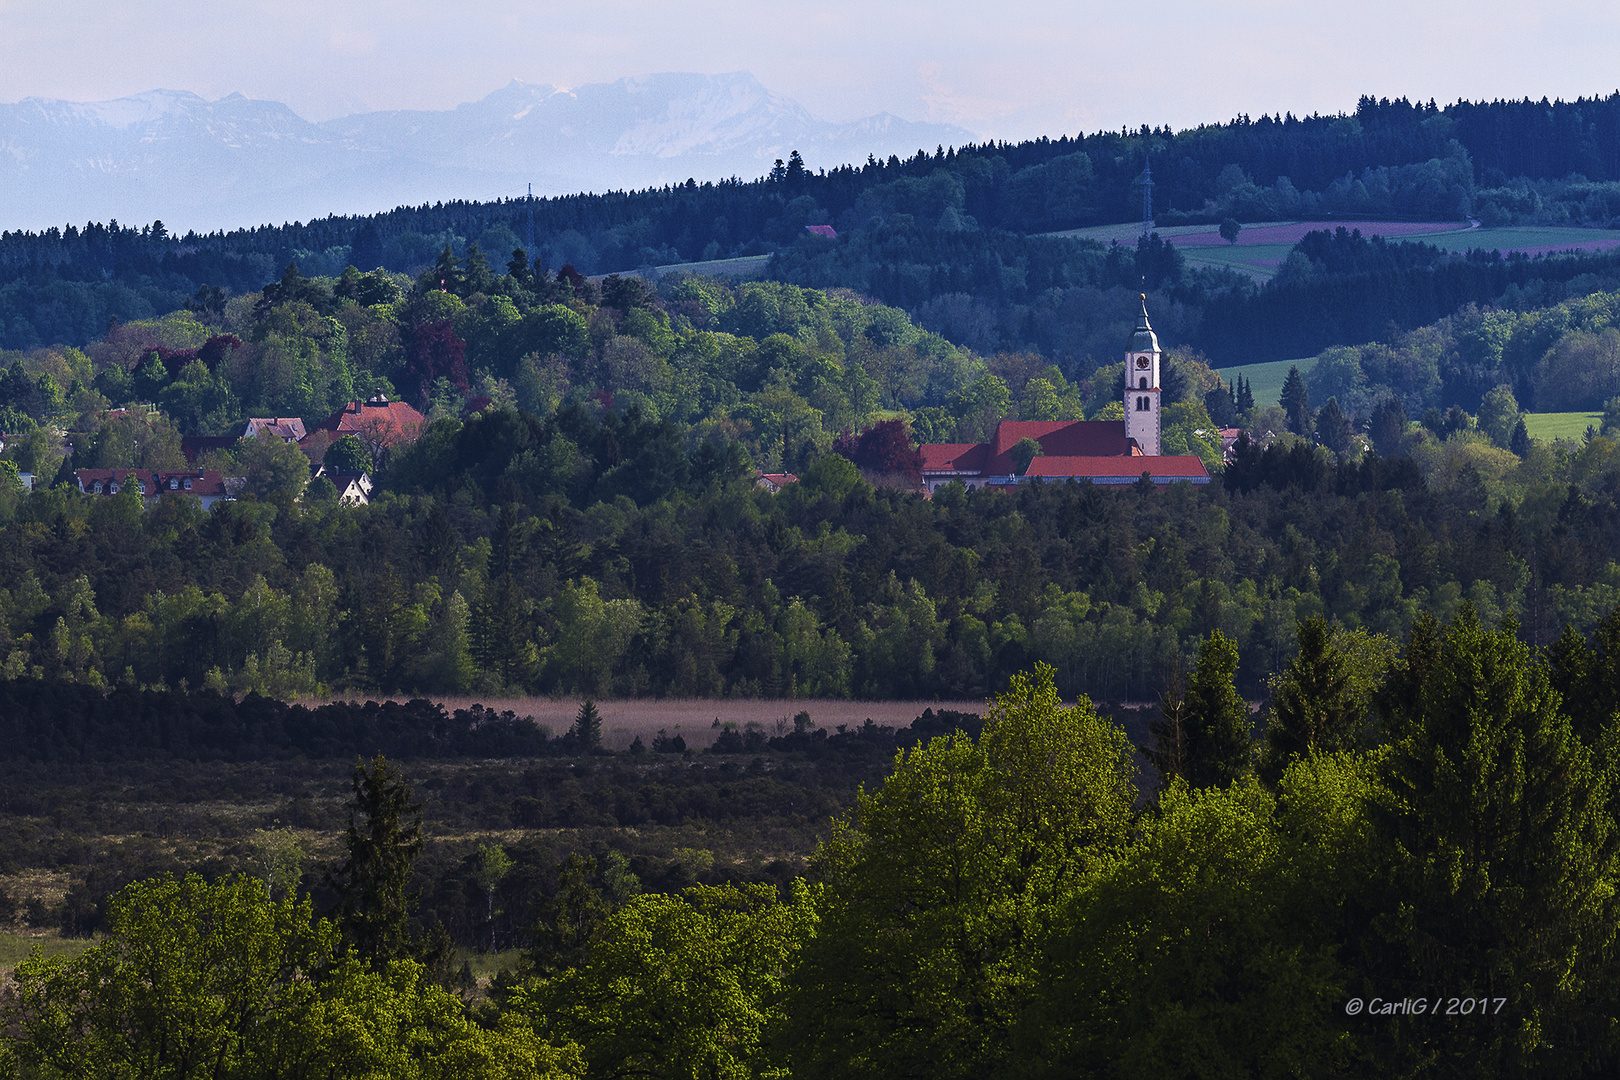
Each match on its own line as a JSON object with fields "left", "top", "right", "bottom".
{"left": 1, "top": 90, "right": 1620, "bottom": 1077}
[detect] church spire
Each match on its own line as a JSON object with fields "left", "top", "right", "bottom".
{"left": 1125, "top": 293, "right": 1162, "bottom": 456}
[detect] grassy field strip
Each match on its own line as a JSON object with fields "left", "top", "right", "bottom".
{"left": 1181, "top": 243, "right": 1295, "bottom": 281}
{"left": 303, "top": 697, "right": 988, "bottom": 750}
{"left": 0, "top": 933, "right": 93, "bottom": 974}
{"left": 602, "top": 254, "right": 772, "bottom": 281}
{"left": 1524, "top": 412, "right": 1603, "bottom": 441}
{"left": 1214, "top": 357, "right": 1310, "bottom": 410}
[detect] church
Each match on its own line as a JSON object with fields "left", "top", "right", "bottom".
{"left": 919, "top": 296, "right": 1211, "bottom": 493}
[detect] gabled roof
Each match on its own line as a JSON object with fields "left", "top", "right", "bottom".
{"left": 983, "top": 420, "right": 1129, "bottom": 473}
{"left": 310, "top": 396, "right": 426, "bottom": 446}
{"left": 76, "top": 468, "right": 230, "bottom": 498}
{"left": 245, "top": 417, "right": 306, "bottom": 441}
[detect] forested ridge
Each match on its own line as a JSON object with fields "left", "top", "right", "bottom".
{"left": 3, "top": 92, "right": 1620, "bottom": 367}
{"left": 8, "top": 253, "right": 1620, "bottom": 701}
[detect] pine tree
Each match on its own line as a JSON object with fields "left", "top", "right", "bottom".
{"left": 1369, "top": 395, "right": 1409, "bottom": 457}
{"left": 1365, "top": 608, "right": 1619, "bottom": 1074}
{"left": 1509, "top": 416, "right": 1531, "bottom": 456}
{"left": 1259, "top": 616, "right": 1355, "bottom": 784}
{"left": 571, "top": 699, "right": 603, "bottom": 752}
{"left": 1315, "top": 396, "right": 1353, "bottom": 454}
{"left": 327, "top": 755, "right": 426, "bottom": 967}
{"left": 1235, "top": 375, "right": 1254, "bottom": 413}
{"left": 1182, "top": 631, "right": 1253, "bottom": 787}
{"left": 1143, "top": 656, "right": 1189, "bottom": 791}
{"left": 1280, "top": 365, "right": 1312, "bottom": 437}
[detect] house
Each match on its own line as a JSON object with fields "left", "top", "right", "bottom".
{"left": 919, "top": 296, "right": 1211, "bottom": 491}
{"left": 756, "top": 471, "right": 798, "bottom": 493}
{"left": 76, "top": 468, "right": 233, "bottom": 510}
{"left": 310, "top": 463, "right": 374, "bottom": 506}
{"left": 306, "top": 395, "right": 425, "bottom": 457}
{"left": 243, "top": 417, "right": 307, "bottom": 443}
{"left": 804, "top": 225, "right": 838, "bottom": 239}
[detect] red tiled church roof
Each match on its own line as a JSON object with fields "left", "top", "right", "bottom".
{"left": 919, "top": 443, "right": 989, "bottom": 473}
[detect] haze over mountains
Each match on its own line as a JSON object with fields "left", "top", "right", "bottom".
{"left": 0, "top": 72, "right": 975, "bottom": 234}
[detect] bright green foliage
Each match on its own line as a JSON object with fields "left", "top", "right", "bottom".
{"left": 237, "top": 432, "right": 311, "bottom": 503}
{"left": 1477, "top": 383, "right": 1524, "bottom": 447}
{"left": 783, "top": 664, "right": 1135, "bottom": 1079}
{"left": 325, "top": 433, "right": 372, "bottom": 473}
{"left": 520, "top": 881, "right": 811, "bottom": 1080}
{"left": 1366, "top": 608, "right": 1619, "bottom": 1075}
{"left": 1031, "top": 780, "right": 1354, "bottom": 1079}
{"left": 3, "top": 873, "right": 581, "bottom": 1080}
{"left": 1183, "top": 630, "right": 1254, "bottom": 787}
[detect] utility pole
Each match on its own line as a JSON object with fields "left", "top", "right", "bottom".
{"left": 1140, "top": 156, "right": 1155, "bottom": 241}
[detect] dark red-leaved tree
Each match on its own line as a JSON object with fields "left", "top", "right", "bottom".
{"left": 404, "top": 320, "right": 469, "bottom": 408}
{"left": 156, "top": 334, "right": 243, "bottom": 378}
{"left": 835, "top": 419, "right": 923, "bottom": 488}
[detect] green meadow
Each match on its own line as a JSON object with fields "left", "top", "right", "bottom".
{"left": 1214, "top": 357, "right": 1309, "bottom": 410}
{"left": 1524, "top": 412, "right": 1604, "bottom": 442}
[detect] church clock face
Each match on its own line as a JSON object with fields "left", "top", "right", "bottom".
{"left": 1135, "top": 356, "right": 1150, "bottom": 369}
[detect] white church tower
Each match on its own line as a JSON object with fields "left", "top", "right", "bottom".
{"left": 1124, "top": 293, "right": 1162, "bottom": 457}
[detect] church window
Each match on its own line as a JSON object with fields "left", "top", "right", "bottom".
{"left": 1139, "top": 376, "right": 1148, "bottom": 389}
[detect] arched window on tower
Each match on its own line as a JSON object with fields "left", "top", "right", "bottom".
{"left": 1139, "top": 376, "right": 1148, "bottom": 389}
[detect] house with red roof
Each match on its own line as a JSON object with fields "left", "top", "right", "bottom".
{"left": 305, "top": 395, "right": 425, "bottom": 457}
{"left": 755, "top": 471, "right": 798, "bottom": 494}
{"left": 918, "top": 298, "right": 1210, "bottom": 492}
{"left": 76, "top": 468, "right": 234, "bottom": 510}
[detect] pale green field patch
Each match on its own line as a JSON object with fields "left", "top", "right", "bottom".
{"left": 1523, "top": 412, "right": 1603, "bottom": 442}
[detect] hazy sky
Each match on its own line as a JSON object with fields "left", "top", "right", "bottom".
{"left": 3, "top": 0, "right": 1619, "bottom": 139}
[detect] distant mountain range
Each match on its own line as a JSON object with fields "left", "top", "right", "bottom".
{"left": 0, "top": 73, "right": 976, "bottom": 233}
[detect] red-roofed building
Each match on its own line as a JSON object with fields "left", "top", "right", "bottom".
{"left": 804, "top": 225, "right": 838, "bottom": 239}
{"left": 306, "top": 395, "right": 425, "bottom": 458}
{"left": 76, "top": 468, "right": 234, "bottom": 509}
{"left": 918, "top": 297, "right": 1210, "bottom": 491}
{"left": 755, "top": 471, "right": 799, "bottom": 494}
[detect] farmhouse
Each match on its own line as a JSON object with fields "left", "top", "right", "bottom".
{"left": 919, "top": 296, "right": 1210, "bottom": 492}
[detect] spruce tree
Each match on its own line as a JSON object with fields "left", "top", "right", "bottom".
{"left": 1280, "top": 366, "right": 1312, "bottom": 437}
{"left": 1259, "top": 616, "right": 1355, "bottom": 784}
{"left": 1509, "top": 416, "right": 1531, "bottom": 456}
{"left": 572, "top": 699, "right": 603, "bottom": 751}
{"left": 327, "top": 755, "right": 425, "bottom": 968}
{"left": 1182, "top": 631, "right": 1253, "bottom": 787}
{"left": 1365, "top": 608, "right": 1619, "bottom": 1074}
